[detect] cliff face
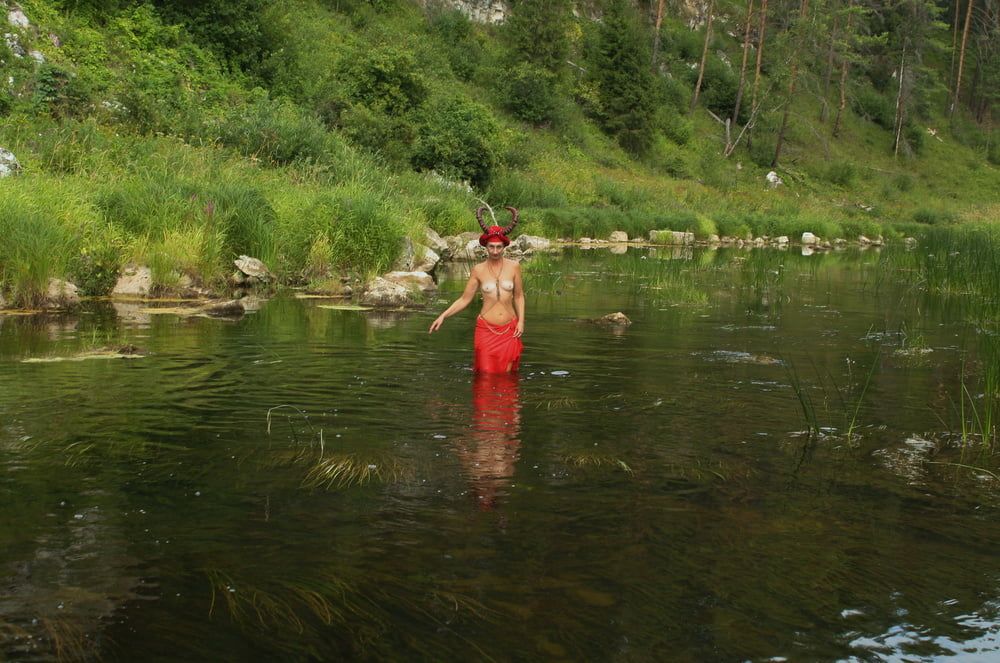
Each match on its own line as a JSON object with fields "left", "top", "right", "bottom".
{"left": 422, "top": 0, "right": 702, "bottom": 28}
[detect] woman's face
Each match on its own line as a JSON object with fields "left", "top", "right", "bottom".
{"left": 486, "top": 241, "right": 505, "bottom": 258}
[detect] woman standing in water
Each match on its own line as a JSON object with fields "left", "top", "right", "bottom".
{"left": 428, "top": 207, "right": 524, "bottom": 373}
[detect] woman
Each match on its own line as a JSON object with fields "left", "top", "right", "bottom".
{"left": 429, "top": 207, "right": 524, "bottom": 373}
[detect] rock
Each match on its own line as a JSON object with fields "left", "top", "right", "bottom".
{"left": 392, "top": 236, "right": 440, "bottom": 273}
{"left": 609, "top": 243, "right": 627, "bottom": 254}
{"left": 833, "top": 238, "right": 847, "bottom": 245}
{"left": 594, "top": 312, "right": 632, "bottom": 326}
{"left": 580, "top": 237, "right": 592, "bottom": 244}
{"left": 49, "top": 32, "right": 60, "bottom": 47}
{"left": 858, "top": 235, "right": 872, "bottom": 245}
{"left": 648, "top": 230, "right": 694, "bottom": 245}
{"left": 776, "top": 236, "right": 789, "bottom": 245}
{"left": 112, "top": 265, "right": 152, "bottom": 297}
{"left": 708, "top": 234, "right": 720, "bottom": 244}
{"left": 904, "top": 236, "right": 917, "bottom": 249}
{"left": 609, "top": 230, "right": 628, "bottom": 242}
{"left": 765, "top": 171, "right": 783, "bottom": 188}
{"left": 201, "top": 299, "right": 245, "bottom": 317}
{"left": 753, "top": 237, "right": 766, "bottom": 247}
{"left": 801, "top": 246, "right": 815, "bottom": 256}
{"left": 360, "top": 276, "right": 424, "bottom": 308}
{"left": 28, "top": 48, "right": 43, "bottom": 63}
{"left": 871, "top": 235, "right": 885, "bottom": 247}
{"left": 3, "top": 32, "right": 24, "bottom": 58}
{"left": 512, "top": 234, "right": 552, "bottom": 253}
{"left": 443, "top": 232, "right": 481, "bottom": 261}
{"left": 0, "top": 147, "right": 20, "bottom": 177}
{"left": 382, "top": 271, "right": 436, "bottom": 293}
{"left": 233, "top": 255, "right": 272, "bottom": 283}
{"left": 8, "top": 7, "right": 30, "bottom": 29}
{"left": 46, "top": 278, "right": 80, "bottom": 308}
{"left": 801, "top": 232, "right": 818, "bottom": 245}
{"left": 424, "top": 227, "right": 449, "bottom": 255}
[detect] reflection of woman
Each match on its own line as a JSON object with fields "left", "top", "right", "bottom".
{"left": 428, "top": 207, "right": 524, "bottom": 373}
{"left": 453, "top": 371, "right": 521, "bottom": 510}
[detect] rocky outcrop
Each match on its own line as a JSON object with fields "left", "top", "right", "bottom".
{"left": 418, "top": 0, "right": 508, "bottom": 23}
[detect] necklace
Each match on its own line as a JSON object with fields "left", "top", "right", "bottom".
{"left": 486, "top": 259, "right": 503, "bottom": 299}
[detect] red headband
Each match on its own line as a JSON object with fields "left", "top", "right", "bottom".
{"left": 476, "top": 206, "right": 519, "bottom": 247}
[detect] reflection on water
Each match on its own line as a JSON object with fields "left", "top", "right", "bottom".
{"left": 455, "top": 372, "right": 521, "bottom": 511}
{"left": 2, "top": 246, "right": 1000, "bottom": 661}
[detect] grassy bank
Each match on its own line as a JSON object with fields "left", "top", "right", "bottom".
{"left": 0, "top": 0, "right": 997, "bottom": 307}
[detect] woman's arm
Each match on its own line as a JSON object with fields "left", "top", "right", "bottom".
{"left": 429, "top": 271, "right": 480, "bottom": 333}
{"left": 512, "top": 262, "right": 525, "bottom": 338}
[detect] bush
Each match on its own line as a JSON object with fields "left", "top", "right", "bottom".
{"left": 912, "top": 208, "right": 958, "bottom": 225}
{"left": 501, "top": 63, "right": 558, "bottom": 125}
{"left": 212, "top": 91, "right": 333, "bottom": 165}
{"left": 823, "top": 160, "right": 856, "bottom": 187}
{"left": 69, "top": 233, "right": 124, "bottom": 297}
{"left": 430, "top": 9, "right": 481, "bottom": 81}
{"left": 336, "top": 44, "right": 428, "bottom": 115}
{"left": 851, "top": 86, "right": 894, "bottom": 130}
{"left": 657, "top": 107, "right": 692, "bottom": 146}
{"left": 412, "top": 96, "right": 502, "bottom": 187}
{"left": 646, "top": 135, "right": 692, "bottom": 178}
{"left": 894, "top": 173, "right": 914, "bottom": 192}
{"left": 338, "top": 103, "right": 415, "bottom": 166}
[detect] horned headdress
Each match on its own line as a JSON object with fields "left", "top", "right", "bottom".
{"left": 476, "top": 206, "right": 519, "bottom": 247}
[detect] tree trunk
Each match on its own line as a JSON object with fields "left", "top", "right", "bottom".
{"left": 951, "top": 0, "right": 974, "bottom": 117}
{"left": 820, "top": 14, "right": 839, "bottom": 122}
{"left": 732, "top": 0, "right": 755, "bottom": 125}
{"left": 747, "top": 0, "right": 768, "bottom": 148}
{"left": 832, "top": 0, "right": 854, "bottom": 138}
{"left": 947, "top": 0, "right": 961, "bottom": 108}
{"left": 893, "top": 41, "right": 907, "bottom": 157}
{"left": 772, "top": 0, "right": 810, "bottom": 166}
{"left": 691, "top": 0, "right": 716, "bottom": 112}
{"left": 652, "top": 0, "right": 666, "bottom": 66}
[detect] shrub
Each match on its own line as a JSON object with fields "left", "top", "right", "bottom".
{"left": 501, "top": 62, "right": 558, "bottom": 125}
{"left": 851, "top": 86, "right": 894, "bottom": 130}
{"left": 658, "top": 107, "right": 692, "bottom": 146}
{"left": 894, "top": 173, "right": 914, "bottom": 192}
{"left": 336, "top": 44, "right": 428, "bottom": 115}
{"left": 646, "top": 135, "right": 692, "bottom": 178}
{"left": 412, "top": 96, "right": 502, "bottom": 187}
{"left": 338, "top": 103, "right": 415, "bottom": 166}
{"left": 912, "top": 208, "right": 958, "bottom": 225}
{"left": 212, "top": 91, "right": 332, "bottom": 165}
{"left": 430, "top": 9, "right": 481, "bottom": 81}
{"left": 823, "top": 160, "right": 856, "bottom": 187}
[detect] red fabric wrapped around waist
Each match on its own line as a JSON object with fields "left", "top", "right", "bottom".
{"left": 474, "top": 316, "right": 523, "bottom": 373}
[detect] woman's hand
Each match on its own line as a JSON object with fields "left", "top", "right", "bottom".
{"left": 514, "top": 319, "right": 524, "bottom": 338}
{"left": 429, "top": 315, "right": 445, "bottom": 333}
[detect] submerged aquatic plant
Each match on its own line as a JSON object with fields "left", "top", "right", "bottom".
{"left": 561, "top": 454, "right": 634, "bottom": 476}
{"left": 302, "top": 453, "right": 405, "bottom": 490}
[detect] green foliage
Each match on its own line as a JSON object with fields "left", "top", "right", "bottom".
{"left": 823, "top": 160, "right": 856, "bottom": 187}
{"left": 336, "top": 44, "right": 428, "bottom": 115}
{"left": 912, "top": 208, "right": 958, "bottom": 225}
{"left": 152, "top": 0, "right": 274, "bottom": 73}
{"left": 212, "top": 91, "right": 336, "bottom": 165}
{"left": 32, "top": 63, "right": 92, "bottom": 118}
{"left": 851, "top": 86, "right": 895, "bottom": 130}
{"left": 429, "top": 9, "right": 481, "bottom": 81}
{"left": 657, "top": 107, "right": 693, "bottom": 145}
{"left": 501, "top": 63, "right": 558, "bottom": 125}
{"left": 338, "top": 103, "right": 415, "bottom": 166}
{"left": 69, "top": 237, "right": 123, "bottom": 296}
{"left": 591, "top": 0, "right": 655, "bottom": 154}
{"left": 505, "top": 0, "right": 572, "bottom": 75}
{"left": 487, "top": 170, "right": 569, "bottom": 208}
{"left": 411, "top": 96, "right": 502, "bottom": 187}
{"left": 646, "top": 135, "right": 692, "bottom": 178}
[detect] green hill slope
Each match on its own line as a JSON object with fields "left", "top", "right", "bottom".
{"left": 0, "top": 0, "right": 996, "bottom": 306}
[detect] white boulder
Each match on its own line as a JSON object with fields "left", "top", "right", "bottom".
{"left": 46, "top": 278, "right": 80, "bottom": 308}
{"left": 801, "top": 232, "right": 818, "bottom": 245}
{"left": 382, "top": 271, "right": 436, "bottom": 293}
{"left": 609, "top": 231, "right": 628, "bottom": 242}
{"left": 112, "top": 265, "right": 152, "bottom": 297}
{"left": 0, "top": 147, "right": 20, "bottom": 177}
{"left": 361, "top": 276, "right": 425, "bottom": 308}
{"left": 765, "top": 171, "right": 783, "bottom": 188}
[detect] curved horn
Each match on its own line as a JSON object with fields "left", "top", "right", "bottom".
{"left": 475, "top": 206, "right": 490, "bottom": 233}
{"left": 501, "top": 206, "right": 519, "bottom": 235}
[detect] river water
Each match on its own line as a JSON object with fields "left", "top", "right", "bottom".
{"left": 2, "top": 246, "right": 998, "bottom": 661}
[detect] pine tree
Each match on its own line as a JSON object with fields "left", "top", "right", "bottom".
{"left": 506, "top": 0, "right": 572, "bottom": 75}
{"left": 594, "top": 0, "right": 656, "bottom": 153}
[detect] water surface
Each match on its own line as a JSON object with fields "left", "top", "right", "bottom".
{"left": 2, "top": 246, "right": 998, "bottom": 661}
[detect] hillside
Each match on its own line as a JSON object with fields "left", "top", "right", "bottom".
{"left": 0, "top": 0, "right": 997, "bottom": 307}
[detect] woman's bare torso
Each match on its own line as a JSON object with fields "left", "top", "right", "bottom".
{"left": 476, "top": 259, "right": 516, "bottom": 325}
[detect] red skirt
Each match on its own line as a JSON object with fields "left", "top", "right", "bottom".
{"left": 474, "top": 316, "right": 523, "bottom": 373}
